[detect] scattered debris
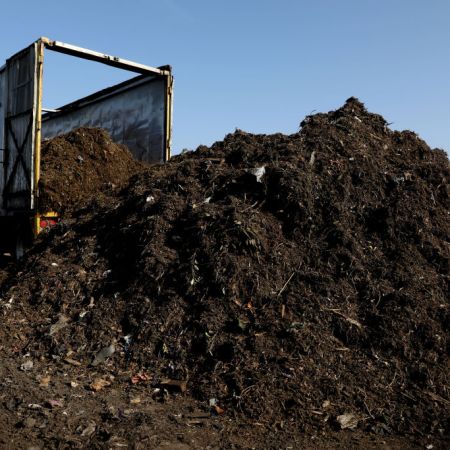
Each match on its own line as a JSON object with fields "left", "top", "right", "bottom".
{"left": 28, "top": 404, "right": 43, "bottom": 410}
{"left": 49, "top": 314, "right": 69, "bottom": 336}
{"left": 130, "top": 372, "right": 150, "bottom": 384}
{"left": 39, "top": 376, "right": 51, "bottom": 387}
{"left": 90, "top": 378, "right": 111, "bottom": 392}
{"left": 80, "top": 421, "right": 97, "bottom": 437}
{"left": 91, "top": 342, "right": 116, "bottom": 367}
{"left": 23, "top": 417, "right": 37, "bottom": 428}
{"left": 64, "top": 357, "right": 82, "bottom": 367}
{"left": 160, "top": 379, "right": 187, "bottom": 393}
{"left": 213, "top": 405, "right": 225, "bottom": 415}
{"left": 246, "top": 166, "right": 266, "bottom": 182}
{"left": 46, "top": 399, "right": 64, "bottom": 408}
{"left": 336, "top": 413, "right": 359, "bottom": 430}
{"left": 20, "top": 360, "right": 33, "bottom": 372}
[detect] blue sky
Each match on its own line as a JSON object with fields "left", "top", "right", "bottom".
{"left": 1, "top": 0, "right": 450, "bottom": 154}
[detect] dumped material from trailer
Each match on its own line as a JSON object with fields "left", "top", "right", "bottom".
{"left": 39, "top": 127, "right": 144, "bottom": 213}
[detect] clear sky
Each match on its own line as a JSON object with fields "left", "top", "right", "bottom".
{"left": 1, "top": 0, "right": 449, "bottom": 154}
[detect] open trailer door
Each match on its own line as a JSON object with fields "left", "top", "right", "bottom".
{"left": 2, "top": 41, "right": 43, "bottom": 211}
{"left": 40, "top": 38, "right": 172, "bottom": 163}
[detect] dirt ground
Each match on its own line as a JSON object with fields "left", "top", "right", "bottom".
{"left": 0, "top": 98, "right": 448, "bottom": 449}
{"left": 0, "top": 353, "right": 439, "bottom": 449}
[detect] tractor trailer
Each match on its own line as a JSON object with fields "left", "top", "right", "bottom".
{"left": 0, "top": 37, "right": 173, "bottom": 256}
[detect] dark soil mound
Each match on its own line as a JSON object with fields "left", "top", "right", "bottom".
{"left": 2, "top": 98, "right": 449, "bottom": 440}
{"left": 38, "top": 127, "right": 144, "bottom": 213}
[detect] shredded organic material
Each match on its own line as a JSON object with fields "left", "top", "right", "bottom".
{"left": 0, "top": 98, "right": 448, "bottom": 448}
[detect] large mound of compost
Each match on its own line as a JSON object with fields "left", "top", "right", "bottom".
{"left": 2, "top": 98, "right": 449, "bottom": 442}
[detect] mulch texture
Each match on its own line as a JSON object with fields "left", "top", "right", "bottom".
{"left": 1, "top": 98, "right": 448, "bottom": 447}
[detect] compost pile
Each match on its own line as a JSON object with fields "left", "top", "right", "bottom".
{"left": 38, "top": 127, "right": 144, "bottom": 213}
{"left": 2, "top": 98, "right": 449, "bottom": 439}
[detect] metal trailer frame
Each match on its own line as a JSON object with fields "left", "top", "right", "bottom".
{"left": 0, "top": 37, "right": 173, "bottom": 241}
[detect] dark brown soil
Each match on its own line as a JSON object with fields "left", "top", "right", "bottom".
{"left": 0, "top": 98, "right": 448, "bottom": 448}
{"left": 38, "top": 127, "right": 144, "bottom": 213}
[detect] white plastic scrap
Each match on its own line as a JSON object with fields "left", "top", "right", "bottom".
{"left": 246, "top": 166, "right": 266, "bottom": 182}
{"left": 28, "top": 403, "right": 43, "bottom": 409}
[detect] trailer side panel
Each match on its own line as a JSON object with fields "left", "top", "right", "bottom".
{"left": 42, "top": 75, "right": 169, "bottom": 163}
{"left": 0, "top": 66, "right": 6, "bottom": 199}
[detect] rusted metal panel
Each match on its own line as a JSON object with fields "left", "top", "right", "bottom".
{"left": 42, "top": 74, "right": 168, "bottom": 163}
{"left": 3, "top": 44, "right": 38, "bottom": 210}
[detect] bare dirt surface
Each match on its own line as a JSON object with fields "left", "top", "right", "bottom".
{"left": 0, "top": 98, "right": 448, "bottom": 449}
{"left": 0, "top": 354, "right": 431, "bottom": 449}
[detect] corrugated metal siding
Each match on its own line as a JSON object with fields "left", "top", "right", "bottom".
{"left": 3, "top": 44, "right": 37, "bottom": 210}
{"left": 42, "top": 75, "right": 167, "bottom": 163}
{"left": 0, "top": 67, "right": 6, "bottom": 193}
